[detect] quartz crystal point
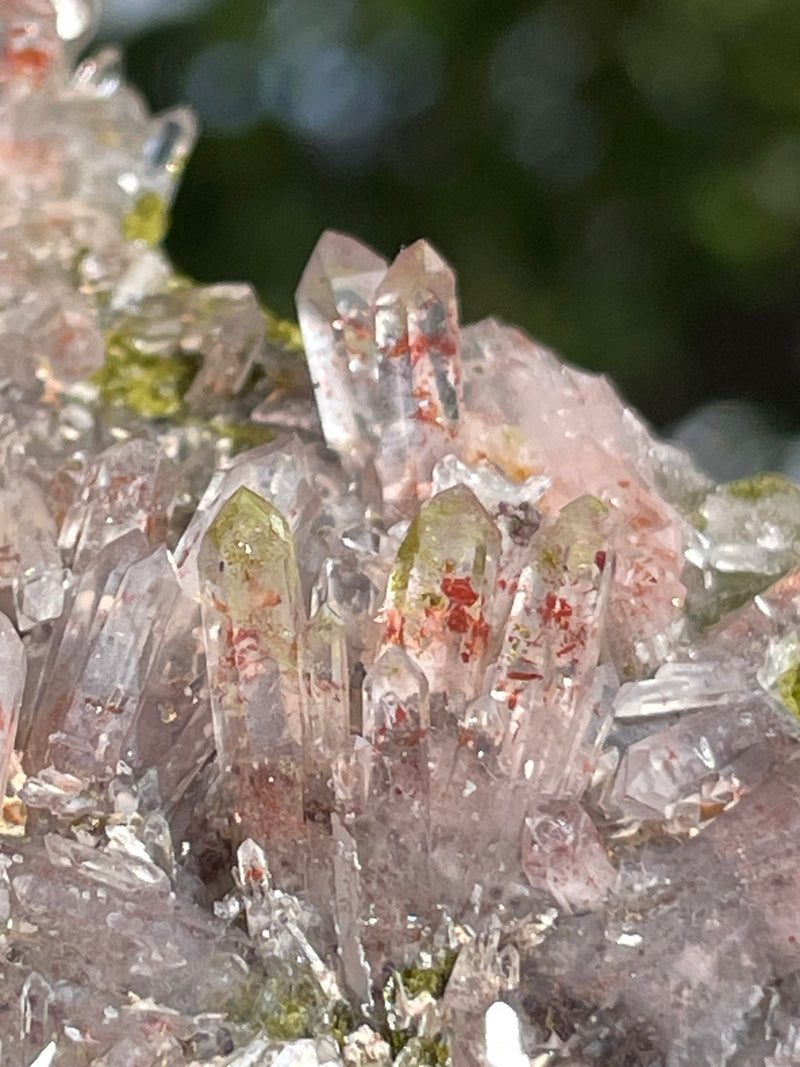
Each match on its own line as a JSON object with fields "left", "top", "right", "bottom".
{"left": 521, "top": 799, "right": 617, "bottom": 913}
{"left": 382, "top": 484, "right": 500, "bottom": 701}
{"left": 198, "top": 485, "right": 305, "bottom": 770}
{"left": 298, "top": 232, "right": 462, "bottom": 518}
{"left": 302, "top": 603, "right": 350, "bottom": 769}
{"left": 198, "top": 486, "right": 309, "bottom": 885}
{"left": 373, "top": 241, "right": 461, "bottom": 514}
{"left": 45, "top": 546, "right": 201, "bottom": 783}
{"left": 58, "top": 438, "right": 174, "bottom": 571}
{"left": 487, "top": 494, "right": 614, "bottom": 794}
{"left": 296, "top": 230, "right": 388, "bottom": 464}
{"left": 175, "top": 435, "right": 352, "bottom": 601}
{"left": 460, "top": 318, "right": 687, "bottom": 675}
{"left": 22, "top": 528, "right": 151, "bottom": 773}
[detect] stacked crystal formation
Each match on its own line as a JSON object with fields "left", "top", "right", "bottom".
{"left": 7, "top": 4, "right": 800, "bottom": 1066}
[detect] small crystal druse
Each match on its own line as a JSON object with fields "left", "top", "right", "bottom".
{"left": 8, "top": 4, "right": 800, "bottom": 1066}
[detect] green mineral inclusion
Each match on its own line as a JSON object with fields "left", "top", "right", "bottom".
{"left": 207, "top": 486, "right": 292, "bottom": 566}
{"left": 400, "top": 951, "right": 458, "bottom": 999}
{"left": 389, "top": 484, "right": 493, "bottom": 601}
{"left": 123, "top": 191, "right": 169, "bottom": 246}
{"left": 93, "top": 330, "right": 198, "bottom": 417}
{"left": 224, "top": 966, "right": 344, "bottom": 1044}
{"left": 726, "top": 471, "right": 797, "bottom": 501}
{"left": 778, "top": 660, "right": 800, "bottom": 722}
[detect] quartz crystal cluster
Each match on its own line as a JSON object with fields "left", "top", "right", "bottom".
{"left": 6, "top": 4, "right": 800, "bottom": 1066}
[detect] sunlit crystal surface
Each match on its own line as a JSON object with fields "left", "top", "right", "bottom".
{"left": 8, "top": 5, "right": 800, "bottom": 1065}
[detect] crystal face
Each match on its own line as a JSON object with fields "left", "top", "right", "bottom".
{"left": 7, "top": 4, "right": 800, "bottom": 1065}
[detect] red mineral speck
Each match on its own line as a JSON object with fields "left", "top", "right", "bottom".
{"left": 413, "top": 403, "right": 441, "bottom": 426}
{"left": 441, "top": 576, "right": 479, "bottom": 606}
{"left": 447, "top": 604, "right": 471, "bottom": 634}
{"left": 259, "top": 589, "right": 283, "bottom": 607}
{"left": 384, "top": 608, "right": 406, "bottom": 645}
{"left": 539, "top": 592, "right": 573, "bottom": 629}
{"left": 9, "top": 46, "right": 52, "bottom": 83}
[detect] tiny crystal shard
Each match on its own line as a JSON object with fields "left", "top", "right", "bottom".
{"left": 11, "top": 5, "right": 800, "bottom": 1063}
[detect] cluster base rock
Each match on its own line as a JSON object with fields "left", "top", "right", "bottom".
{"left": 4, "top": 4, "right": 800, "bottom": 1066}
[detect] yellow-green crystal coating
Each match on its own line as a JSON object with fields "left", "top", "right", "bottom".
{"left": 123, "top": 191, "right": 169, "bottom": 246}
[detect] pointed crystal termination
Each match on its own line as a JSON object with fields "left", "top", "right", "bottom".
{"left": 607, "top": 701, "right": 782, "bottom": 824}
{"left": 198, "top": 486, "right": 308, "bottom": 884}
{"left": 487, "top": 495, "right": 614, "bottom": 794}
{"left": 45, "top": 546, "right": 200, "bottom": 783}
{"left": 58, "top": 438, "right": 175, "bottom": 572}
{"left": 383, "top": 484, "right": 501, "bottom": 701}
{"left": 459, "top": 318, "right": 687, "bottom": 675}
{"left": 22, "top": 529, "right": 150, "bottom": 775}
{"left": 199, "top": 485, "right": 306, "bottom": 767}
{"left": 142, "top": 105, "right": 198, "bottom": 203}
{"left": 0, "top": 610, "right": 25, "bottom": 800}
{"left": 374, "top": 240, "right": 462, "bottom": 514}
{"left": 181, "top": 283, "right": 266, "bottom": 412}
{"left": 296, "top": 230, "right": 388, "bottom": 464}
{"left": 175, "top": 436, "right": 347, "bottom": 601}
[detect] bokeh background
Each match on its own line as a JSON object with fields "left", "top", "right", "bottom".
{"left": 97, "top": 0, "right": 800, "bottom": 479}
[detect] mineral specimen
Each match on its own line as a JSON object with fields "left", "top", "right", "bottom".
{"left": 5, "top": 3, "right": 800, "bottom": 1066}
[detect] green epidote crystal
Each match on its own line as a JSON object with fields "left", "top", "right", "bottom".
{"left": 202, "top": 418, "right": 277, "bottom": 452}
{"left": 778, "top": 661, "right": 800, "bottom": 722}
{"left": 265, "top": 307, "right": 304, "bottom": 353}
{"left": 93, "top": 330, "right": 198, "bottom": 417}
{"left": 123, "top": 191, "right": 169, "bottom": 246}
{"left": 391, "top": 1035, "right": 450, "bottom": 1065}
{"left": 223, "top": 967, "right": 332, "bottom": 1042}
{"left": 400, "top": 952, "right": 458, "bottom": 1000}
{"left": 726, "top": 471, "right": 796, "bottom": 502}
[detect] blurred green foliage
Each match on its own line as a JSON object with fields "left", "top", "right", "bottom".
{"left": 102, "top": 0, "right": 800, "bottom": 429}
